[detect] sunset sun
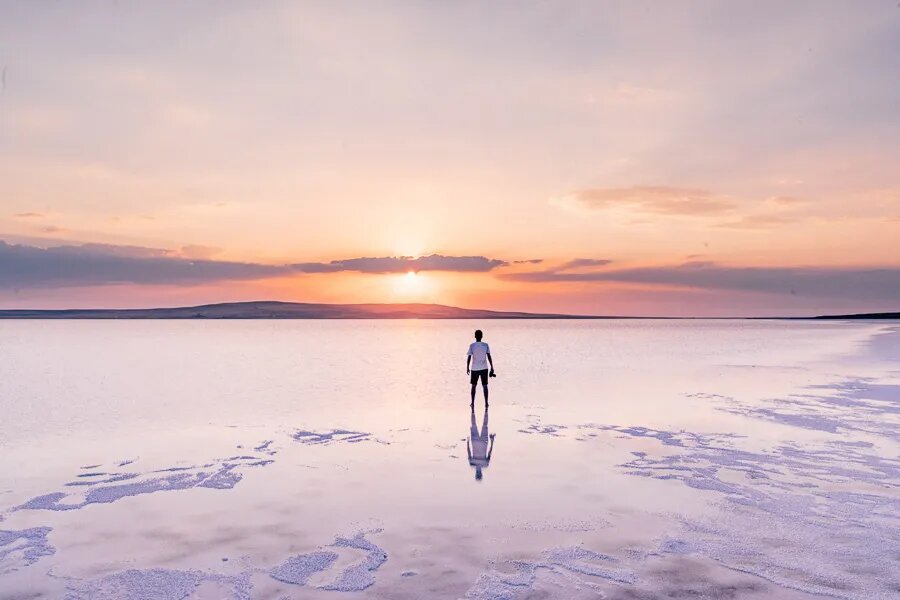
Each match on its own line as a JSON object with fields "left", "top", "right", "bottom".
{"left": 396, "top": 271, "right": 426, "bottom": 295}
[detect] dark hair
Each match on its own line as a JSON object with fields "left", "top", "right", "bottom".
{"left": 474, "top": 329, "right": 483, "bottom": 340}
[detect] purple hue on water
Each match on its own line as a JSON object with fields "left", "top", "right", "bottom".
{"left": 0, "top": 320, "right": 897, "bottom": 599}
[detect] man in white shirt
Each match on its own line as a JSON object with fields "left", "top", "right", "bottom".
{"left": 466, "top": 329, "right": 495, "bottom": 407}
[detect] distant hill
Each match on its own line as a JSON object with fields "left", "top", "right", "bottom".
{"left": 811, "top": 312, "right": 900, "bottom": 320}
{"left": 0, "top": 301, "right": 896, "bottom": 319}
{"left": 0, "top": 301, "right": 593, "bottom": 319}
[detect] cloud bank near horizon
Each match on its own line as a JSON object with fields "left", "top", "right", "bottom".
{"left": 502, "top": 260, "right": 900, "bottom": 300}
{"left": 3, "top": 239, "right": 897, "bottom": 307}
{"left": 0, "top": 240, "right": 507, "bottom": 288}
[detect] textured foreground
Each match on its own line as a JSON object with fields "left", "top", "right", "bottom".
{"left": 1, "top": 319, "right": 897, "bottom": 598}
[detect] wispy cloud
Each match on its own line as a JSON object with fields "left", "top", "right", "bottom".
{"left": 552, "top": 186, "right": 825, "bottom": 230}
{"left": 716, "top": 195, "right": 812, "bottom": 229}
{"left": 0, "top": 241, "right": 508, "bottom": 288}
{"left": 13, "top": 212, "right": 45, "bottom": 218}
{"left": 504, "top": 258, "right": 614, "bottom": 282}
{"left": 552, "top": 186, "right": 737, "bottom": 216}
{"left": 716, "top": 213, "right": 803, "bottom": 229}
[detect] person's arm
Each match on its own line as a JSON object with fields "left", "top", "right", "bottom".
{"left": 487, "top": 352, "right": 494, "bottom": 374}
{"left": 487, "top": 435, "right": 495, "bottom": 460}
{"left": 467, "top": 439, "right": 473, "bottom": 460}
{"left": 466, "top": 354, "right": 471, "bottom": 375}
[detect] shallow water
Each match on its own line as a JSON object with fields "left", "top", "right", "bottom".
{"left": 0, "top": 319, "right": 898, "bottom": 599}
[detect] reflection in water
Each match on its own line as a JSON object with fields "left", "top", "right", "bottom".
{"left": 467, "top": 407, "right": 495, "bottom": 481}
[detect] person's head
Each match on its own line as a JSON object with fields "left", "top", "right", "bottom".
{"left": 474, "top": 329, "right": 483, "bottom": 341}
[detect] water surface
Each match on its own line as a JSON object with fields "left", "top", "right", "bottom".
{"left": 1, "top": 320, "right": 897, "bottom": 599}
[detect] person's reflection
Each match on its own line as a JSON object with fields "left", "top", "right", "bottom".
{"left": 467, "top": 407, "right": 495, "bottom": 481}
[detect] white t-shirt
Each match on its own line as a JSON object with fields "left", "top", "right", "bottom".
{"left": 467, "top": 341, "right": 491, "bottom": 371}
{"left": 469, "top": 436, "right": 490, "bottom": 466}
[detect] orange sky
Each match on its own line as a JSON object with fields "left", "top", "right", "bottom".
{"left": 1, "top": 2, "right": 898, "bottom": 316}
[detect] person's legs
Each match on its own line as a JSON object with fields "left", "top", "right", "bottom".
{"left": 470, "top": 383, "right": 477, "bottom": 405}
{"left": 476, "top": 369, "right": 489, "bottom": 406}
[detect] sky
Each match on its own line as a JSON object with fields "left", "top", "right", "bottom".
{"left": 1, "top": 0, "right": 899, "bottom": 316}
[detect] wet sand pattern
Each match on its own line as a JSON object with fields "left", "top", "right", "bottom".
{"left": 0, "top": 320, "right": 897, "bottom": 599}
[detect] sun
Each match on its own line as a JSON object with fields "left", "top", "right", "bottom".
{"left": 395, "top": 270, "right": 427, "bottom": 296}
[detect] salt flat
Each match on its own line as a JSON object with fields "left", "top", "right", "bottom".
{"left": 1, "top": 320, "right": 897, "bottom": 599}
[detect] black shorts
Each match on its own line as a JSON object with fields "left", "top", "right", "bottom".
{"left": 470, "top": 369, "right": 489, "bottom": 385}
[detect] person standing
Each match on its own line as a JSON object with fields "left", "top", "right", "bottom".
{"left": 466, "top": 329, "right": 494, "bottom": 407}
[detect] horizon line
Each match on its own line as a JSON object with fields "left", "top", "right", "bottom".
{"left": 0, "top": 300, "right": 897, "bottom": 321}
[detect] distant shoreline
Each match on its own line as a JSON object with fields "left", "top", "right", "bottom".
{"left": 0, "top": 301, "right": 897, "bottom": 320}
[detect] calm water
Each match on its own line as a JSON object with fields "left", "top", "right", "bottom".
{"left": 1, "top": 320, "right": 898, "bottom": 599}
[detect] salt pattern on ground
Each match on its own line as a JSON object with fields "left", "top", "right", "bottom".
{"left": 59, "top": 530, "right": 387, "bottom": 599}
{"left": 465, "top": 545, "right": 638, "bottom": 599}
{"left": 13, "top": 441, "right": 278, "bottom": 513}
{"left": 0, "top": 526, "right": 55, "bottom": 574}
{"left": 504, "top": 515, "right": 611, "bottom": 532}
{"left": 269, "top": 551, "right": 339, "bottom": 585}
{"left": 515, "top": 415, "right": 568, "bottom": 437}
{"left": 292, "top": 429, "right": 371, "bottom": 445}
{"left": 268, "top": 529, "right": 388, "bottom": 592}
{"left": 321, "top": 531, "right": 389, "bottom": 591}
{"left": 573, "top": 409, "right": 899, "bottom": 599}
{"left": 721, "top": 377, "right": 900, "bottom": 438}
{"left": 61, "top": 568, "right": 253, "bottom": 600}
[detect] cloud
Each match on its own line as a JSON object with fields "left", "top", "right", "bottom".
{"left": 552, "top": 186, "right": 737, "bottom": 216}
{"left": 57, "top": 243, "right": 173, "bottom": 258}
{"left": 716, "top": 213, "right": 802, "bottom": 229}
{"left": 556, "top": 258, "right": 613, "bottom": 270}
{"left": 716, "top": 195, "right": 811, "bottom": 229}
{"left": 553, "top": 186, "right": 823, "bottom": 230}
{"left": 293, "top": 255, "right": 507, "bottom": 274}
{"left": 504, "top": 257, "right": 614, "bottom": 282}
{"left": 0, "top": 241, "right": 286, "bottom": 288}
{"left": 13, "top": 212, "right": 44, "bottom": 218}
{"left": 502, "top": 261, "right": 900, "bottom": 300}
{"left": 0, "top": 241, "right": 507, "bottom": 288}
